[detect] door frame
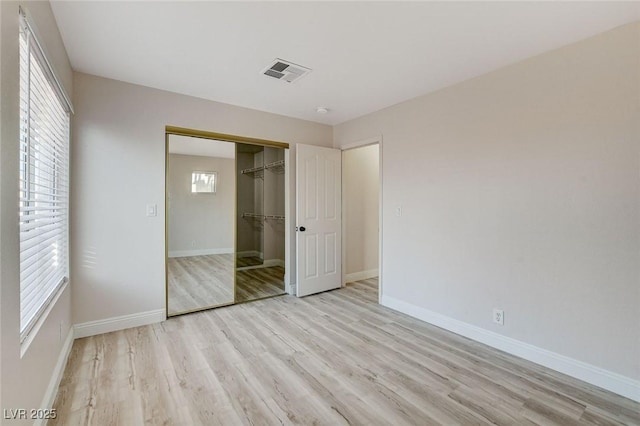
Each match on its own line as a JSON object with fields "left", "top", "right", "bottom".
{"left": 340, "top": 136, "right": 383, "bottom": 303}
{"left": 164, "top": 126, "right": 290, "bottom": 318}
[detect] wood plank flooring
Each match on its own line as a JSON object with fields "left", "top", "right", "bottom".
{"left": 51, "top": 279, "right": 640, "bottom": 425}
{"left": 168, "top": 255, "right": 285, "bottom": 315}
{"left": 168, "top": 254, "right": 234, "bottom": 315}
{"left": 235, "top": 266, "right": 285, "bottom": 303}
{"left": 237, "top": 256, "right": 264, "bottom": 268}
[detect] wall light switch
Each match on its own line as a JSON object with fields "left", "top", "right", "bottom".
{"left": 146, "top": 204, "right": 157, "bottom": 217}
{"left": 395, "top": 205, "right": 402, "bottom": 217}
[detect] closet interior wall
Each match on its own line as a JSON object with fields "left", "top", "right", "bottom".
{"left": 263, "top": 147, "right": 286, "bottom": 265}
{"left": 237, "top": 146, "right": 285, "bottom": 267}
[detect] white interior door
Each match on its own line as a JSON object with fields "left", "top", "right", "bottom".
{"left": 296, "top": 144, "right": 342, "bottom": 297}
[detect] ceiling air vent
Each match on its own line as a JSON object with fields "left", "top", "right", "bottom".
{"left": 261, "top": 59, "right": 311, "bottom": 83}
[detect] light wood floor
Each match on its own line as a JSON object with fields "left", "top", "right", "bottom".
{"left": 168, "top": 254, "right": 234, "bottom": 315}
{"left": 236, "top": 266, "right": 285, "bottom": 303}
{"left": 168, "top": 255, "right": 285, "bottom": 315}
{"left": 51, "top": 279, "right": 640, "bottom": 425}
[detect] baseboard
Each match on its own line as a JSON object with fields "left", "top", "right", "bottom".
{"left": 286, "top": 281, "right": 295, "bottom": 296}
{"left": 168, "top": 247, "right": 233, "bottom": 258}
{"left": 236, "top": 259, "right": 285, "bottom": 271}
{"left": 344, "top": 269, "right": 378, "bottom": 284}
{"left": 237, "top": 250, "right": 263, "bottom": 259}
{"left": 74, "top": 309, "right": 166, "bottom": 339}
{"left": 381, "top": 295, "right": 640, "bottom": 402}
{"left": 264, "top": 258, "right": 285, "bottom": 268}
{"left": 285, "top": 270, "right": 294, "bottom": 295}
{"left": 35, "top": 328, "right": 74, "bottom": 426}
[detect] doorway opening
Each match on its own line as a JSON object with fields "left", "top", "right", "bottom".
{"left": 342, "top": 140, "right": 381, "bottom": 300}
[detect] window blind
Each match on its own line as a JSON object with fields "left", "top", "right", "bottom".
{"left": 19, "top": 12, "right": 71, "bottom": 341}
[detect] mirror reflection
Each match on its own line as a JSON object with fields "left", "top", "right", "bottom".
{"left": 167, "top": 136, "right": 235, "bottom": 315}
{"left": 236, "top": 143, "right": 286, "bottom": 303}
{"left": 191, "top": 171, "right": 217, "bottom": 193}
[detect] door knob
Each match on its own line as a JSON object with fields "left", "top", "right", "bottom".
{"left": 299, "top": 226, "right": 306, "bottom": 232}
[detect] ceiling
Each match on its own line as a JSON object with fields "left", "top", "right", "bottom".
{"left": 51, "top": 2, "right": 640, "bottom": 126}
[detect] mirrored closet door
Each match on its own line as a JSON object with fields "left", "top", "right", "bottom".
{"left": 167, "top": 136, "right": 236, "bottom": 315}
{"left": 236, "top": 143, "right": 286, "bottom": 303}
{"left": 166, "top": 132, "right": 287, "bottom": 317}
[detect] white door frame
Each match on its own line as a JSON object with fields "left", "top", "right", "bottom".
{"left": 284, "top": 148, "right": 292, "bottom": 294}
{"left": 340, "top": 136, "right": 383, "bottom": 304}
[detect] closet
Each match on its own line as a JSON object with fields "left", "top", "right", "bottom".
{"left": 166, "top": 130, "right": 287, "bottom": 317}
{"left": 236, "top": 144, "right": 286, "bottom": 303}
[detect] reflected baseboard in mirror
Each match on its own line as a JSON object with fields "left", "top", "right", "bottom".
{"left": 167, "top": 254, "right": 234, "bottom": 315}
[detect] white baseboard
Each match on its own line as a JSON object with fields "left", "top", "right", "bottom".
{"left": 381, "top": 295, "right": 640, "bottom": 402}
{"left": 264, "top": 258, "right": 285, "bottom": 268}
{"left": 286, "top": 281, "right": 295, "bottom": 296}
{"left": 35, "top": 328, "right": 74, "bottom": 426}
{"left": 74, "top": 309, "right": 166, "bottom": 339}
{"left": 168, "top": 247, "right": 233, "bottom": 258}
{"left": 236, "top": 259, "right": 285, "bottom": 271}
{"left": 344, "top": 269, "right": 378, "bottom": 284}
{"left": 237, "top": 250, "right": 263, "bottom": 259}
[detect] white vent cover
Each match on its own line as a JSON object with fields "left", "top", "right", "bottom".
{"left": 261, "top": 59, "right": 311, "bottom": 83}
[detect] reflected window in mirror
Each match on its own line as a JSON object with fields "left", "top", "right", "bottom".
{"left": 191, "top": 171, "right": 217, "bottom": 193}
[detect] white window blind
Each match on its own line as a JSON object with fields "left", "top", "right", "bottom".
{"left": 19, "top": 12, "right": 71, "bottom": 341}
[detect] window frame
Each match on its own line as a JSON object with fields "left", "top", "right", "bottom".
{"left": 191, "top": 170, "right": 218, "bottom": 194}
{"left": 18, "top": 8, "right": 73, "bottom": 343}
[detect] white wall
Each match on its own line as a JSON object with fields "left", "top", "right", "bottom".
{"left": 71, "top": 72, "right": 332, "bottom": 326}
{"left": 334, "top": 22, "right": 640, "bottom": 392}
{"left": 0, "top": 1, "right": 73, "bottom": 420}
{"left": 168, "top": 153, "right": 235, "bottom": 256}
{"left": 343, "top": 144, "right": 379, "bottom": 279}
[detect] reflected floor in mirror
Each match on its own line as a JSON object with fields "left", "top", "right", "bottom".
{"left": 169, "top": 254, "right": 286, "bottom": 315}
{"left": 236, "top": 266, "right": 285, "bottom": 303}
{"left": 236, "top": 256, "right": 263, "bottom": 268}
{"left": 168, "top": 254, "right": 235, "bottom": 315}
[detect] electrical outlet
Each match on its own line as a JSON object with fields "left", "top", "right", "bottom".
{"left": 493, "top": 309, "right": 504, "bottom": 326}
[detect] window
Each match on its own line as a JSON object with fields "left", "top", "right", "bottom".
{"left": 19, "top": 11, "right": 72, "bottom": 341}
{"left": 191, "top": 171, "right": 217, "bottom": 193}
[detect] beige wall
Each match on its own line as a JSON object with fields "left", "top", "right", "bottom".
{"left": 343, "top": 144, "right": 379, "bottom": 277}
{"left": 236, "top": 147, "right": 285, "bottom": 262}
{"left": 236, "top": 151, "right": 260, "bottom": 254}
{"left": 168, "top": 153, "right": 235, "bottom": 255}
{"left": 263, "top": 147, "right": 286, "bottom": 262}
{"left": 334, "top": 22, "right": 640, "bottom": 382}
{"left": 71, "top": 72, "right": 332, "bottom": 325}
{"left": 0, "top": 1, "right": 73, "bottom": 420}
